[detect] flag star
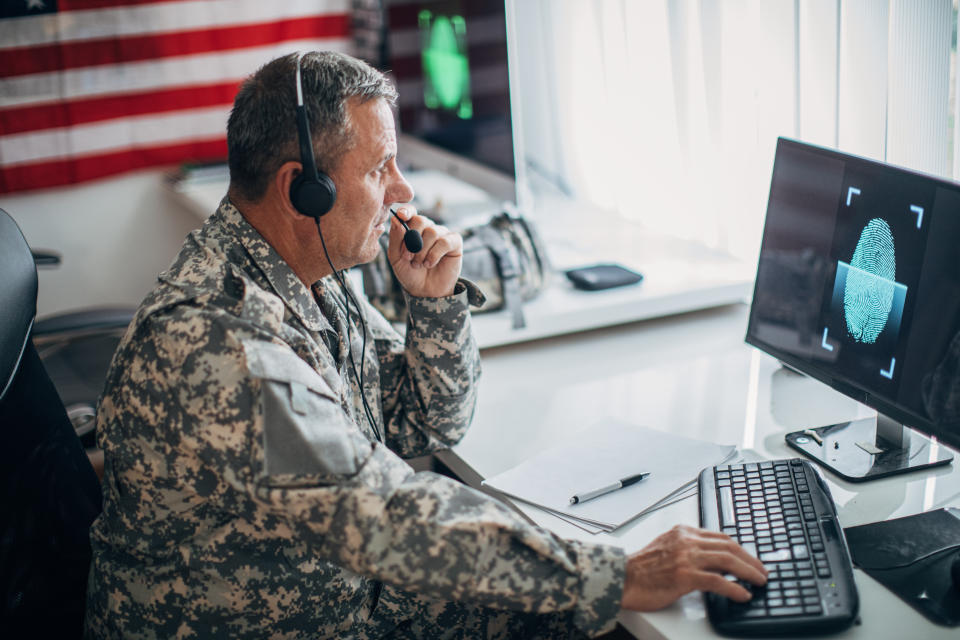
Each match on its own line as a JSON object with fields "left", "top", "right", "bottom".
{"left": 26, "top": 0, "right": 47, "bottom": 10}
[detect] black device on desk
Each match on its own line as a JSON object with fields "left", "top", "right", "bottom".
{"left": 699, "top": 459, "right": 859, "bottom": 635}
{"left": 565, "top": 263, "right": 643, "bottom": 291}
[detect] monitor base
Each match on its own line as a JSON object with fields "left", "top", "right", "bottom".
{"left": 786, "top": 414, "right": 953, "bottom": 482}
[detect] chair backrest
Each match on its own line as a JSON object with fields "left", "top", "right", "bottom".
{"left": 0, "top": 207, "right": 102, "bottom": 636}
{"left": 0, "top": 208, "right": 37, "bottom": 402}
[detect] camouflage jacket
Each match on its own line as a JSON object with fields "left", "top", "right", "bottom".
{"left": 85, "top": 199, "right": 625, "bottom": 639}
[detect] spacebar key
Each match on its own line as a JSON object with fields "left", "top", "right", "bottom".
{"left": 719, "top": 486, "right": 737, "bottom": 529}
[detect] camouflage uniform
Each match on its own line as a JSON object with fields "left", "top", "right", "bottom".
{"left": 85, "top": 199, "right": 626, "bottom": 639}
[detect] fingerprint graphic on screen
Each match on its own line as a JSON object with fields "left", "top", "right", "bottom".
{"left": 843, "top": 218, "right": 896, "bottom": 344}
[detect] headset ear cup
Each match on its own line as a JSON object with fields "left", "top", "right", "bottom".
{"left": 290, "top": 171, "right": 337, "bottom": 219}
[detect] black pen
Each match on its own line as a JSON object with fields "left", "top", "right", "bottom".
{"left": 569, "top": 472, "right": 651, "bottom": 505}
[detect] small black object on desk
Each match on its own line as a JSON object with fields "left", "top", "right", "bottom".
{"left": 565, "top": 263, "right": 643, "bottom": 291}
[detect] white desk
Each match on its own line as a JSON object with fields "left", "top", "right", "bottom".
{"left": 435, "top": 303, "right": 960, "bottom": 639}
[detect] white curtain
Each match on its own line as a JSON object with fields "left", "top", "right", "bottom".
{"left": 513, "top": 0, "right": 956, "bottom": 261}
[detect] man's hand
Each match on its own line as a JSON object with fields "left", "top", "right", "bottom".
{"left": 388, "top": 206, "right": 463, "bottom": 298}
{"left": 620, "top": 525, "right": 768, "bottom": 611}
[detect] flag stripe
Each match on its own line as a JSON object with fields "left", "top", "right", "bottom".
{"left": 0, "top": 81, "right": 240, "bottom": 136}
{"left": 0, "top": 37, "right": 351, "bottom": 108}
{"left": 57, "top": 0, "right": 211, "bottom": 11}
{"left": 1, "top": 15, "right": 349, "bottom": 78}
{"left": 0, "top": 0, "right": 349, "bottom": 50}
{"left": 0, "top": 0, "right": 354, "bottom": 193}
{"left": 0, "top": 137, "right": 228, "bottom": 193}
{"left": 1, "top": 106, "right": 232, "bottom": 166}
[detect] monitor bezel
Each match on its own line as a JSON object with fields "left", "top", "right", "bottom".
{"left": 745, "top": 136, "right": 960, "bottom": 454}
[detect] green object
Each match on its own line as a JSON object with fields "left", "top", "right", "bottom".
{"left": 419, "top": 10, "right": 473, "bottom": 118}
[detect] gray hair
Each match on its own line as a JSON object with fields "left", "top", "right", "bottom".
{"left": 227, "top": 51, "right": 398, "bottom": 202}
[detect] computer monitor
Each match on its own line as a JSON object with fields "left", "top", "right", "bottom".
{"left": 747, "top": 137, "right": 957, "bottom": 481}
{"left": 383, "top": 0, "right": 522, "bottom": 206}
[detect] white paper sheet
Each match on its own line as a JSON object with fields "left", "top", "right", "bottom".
{"left": 482, "top": 420, "right": 736, "bottom": 531}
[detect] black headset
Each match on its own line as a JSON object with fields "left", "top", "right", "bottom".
{"left": 291, "top": 52, "right": 384, "bottom": 442}
{"left": 290, "top": 52, "right": 423, "bottom": 253}
{"left": 290, "top": 52, "right": 337, "bottom": 219}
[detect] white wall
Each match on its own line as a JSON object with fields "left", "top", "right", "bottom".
{"left": 0, "top": 169, "right": 203, "bottom": 318}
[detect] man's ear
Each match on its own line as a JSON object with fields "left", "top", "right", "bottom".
{"left": 274, "top": 161, "right": 305, "bottom": 220}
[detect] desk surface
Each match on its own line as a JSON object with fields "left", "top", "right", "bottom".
{"left": 435, "top": 303, "right": 960, "bottom": 639}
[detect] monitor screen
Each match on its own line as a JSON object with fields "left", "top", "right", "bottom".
{"left": 384, "top": 0, "right": 517, "bottom": 199}
{"left": 747, "top": 138, "right": 960, "bottom": 453}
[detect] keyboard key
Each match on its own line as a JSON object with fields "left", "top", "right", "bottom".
{"left": 719, "top": 486, "right": 736, "bottom": 528}
{"left": 760, "top": 549, "right": 792, "bottom": 562}
{"left": 769, "top": 606, "right": 804, "bottom": 616}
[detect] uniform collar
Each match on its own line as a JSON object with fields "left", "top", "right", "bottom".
{"left": 215, "top": 197, "right": 332, "bottom": 333}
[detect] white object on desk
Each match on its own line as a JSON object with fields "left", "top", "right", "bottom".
{"left": 481, "top": 419, "right": 735, "bottom": 532}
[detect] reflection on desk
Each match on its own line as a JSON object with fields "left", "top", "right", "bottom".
{"left": 435, "top": 304, "right": 960, "bottom": 639}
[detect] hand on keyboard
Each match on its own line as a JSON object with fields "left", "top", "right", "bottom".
{"left": 620, "top": 524, "right": 768, "bottom": 611}
{"left": 698, "top": 459, "right": 860, "bottom": 635}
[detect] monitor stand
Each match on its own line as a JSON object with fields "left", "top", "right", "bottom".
{"left": 785, "top": 413, "right": 953, "bottom": 482}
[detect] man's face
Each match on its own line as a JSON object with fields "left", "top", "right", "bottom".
{"left": 320, "top": 97, "right": 413, "bottom": 270}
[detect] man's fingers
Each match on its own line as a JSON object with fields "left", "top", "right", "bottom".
{"left": 691, "top": 535, "right": 768, "bottom": 577}
{"left": 694, "top": 550, "right": 768, "bottom": 587}
{"left": 696, "top": 571, "right": 754, "bottom": 602}
{"left": 416, "top": 226, "right": 461, "bottom": 267}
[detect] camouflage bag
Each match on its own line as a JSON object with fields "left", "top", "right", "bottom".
{"left": 362, "top": 211, "right": 550, "bottom": 329}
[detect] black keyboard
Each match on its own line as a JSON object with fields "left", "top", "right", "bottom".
{"left": 698, "top": 459, "right": 859, "bottom": 636}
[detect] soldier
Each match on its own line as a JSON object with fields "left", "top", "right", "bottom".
{"left": 85, "top": 51, "right": 765, "bottom": 639}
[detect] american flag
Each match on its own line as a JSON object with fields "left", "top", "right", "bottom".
{"left": 0, "top": 0, "right": 353, "bottom": 193}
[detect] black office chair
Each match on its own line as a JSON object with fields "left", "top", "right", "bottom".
{"left": 0, "top": 207, "right": 103, "bottom": 636}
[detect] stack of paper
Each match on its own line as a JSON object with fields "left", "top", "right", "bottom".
{"left": 481, "top": 420, "right": 736, "bottom": 533}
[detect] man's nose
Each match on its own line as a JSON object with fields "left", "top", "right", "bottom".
{"left": 388, "top": 170, "right": 415, "bottom": 205}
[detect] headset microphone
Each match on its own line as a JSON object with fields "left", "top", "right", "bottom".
{"left": 390, "top": 209, "right": 423, "bottom": 253}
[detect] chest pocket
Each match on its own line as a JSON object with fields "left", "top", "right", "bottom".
{"left": 242, "top": 339, "right": 367, "bottom": 483}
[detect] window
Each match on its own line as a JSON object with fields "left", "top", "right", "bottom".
{"left": 515, "top": 0, "right": 957, "bottom": 263}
